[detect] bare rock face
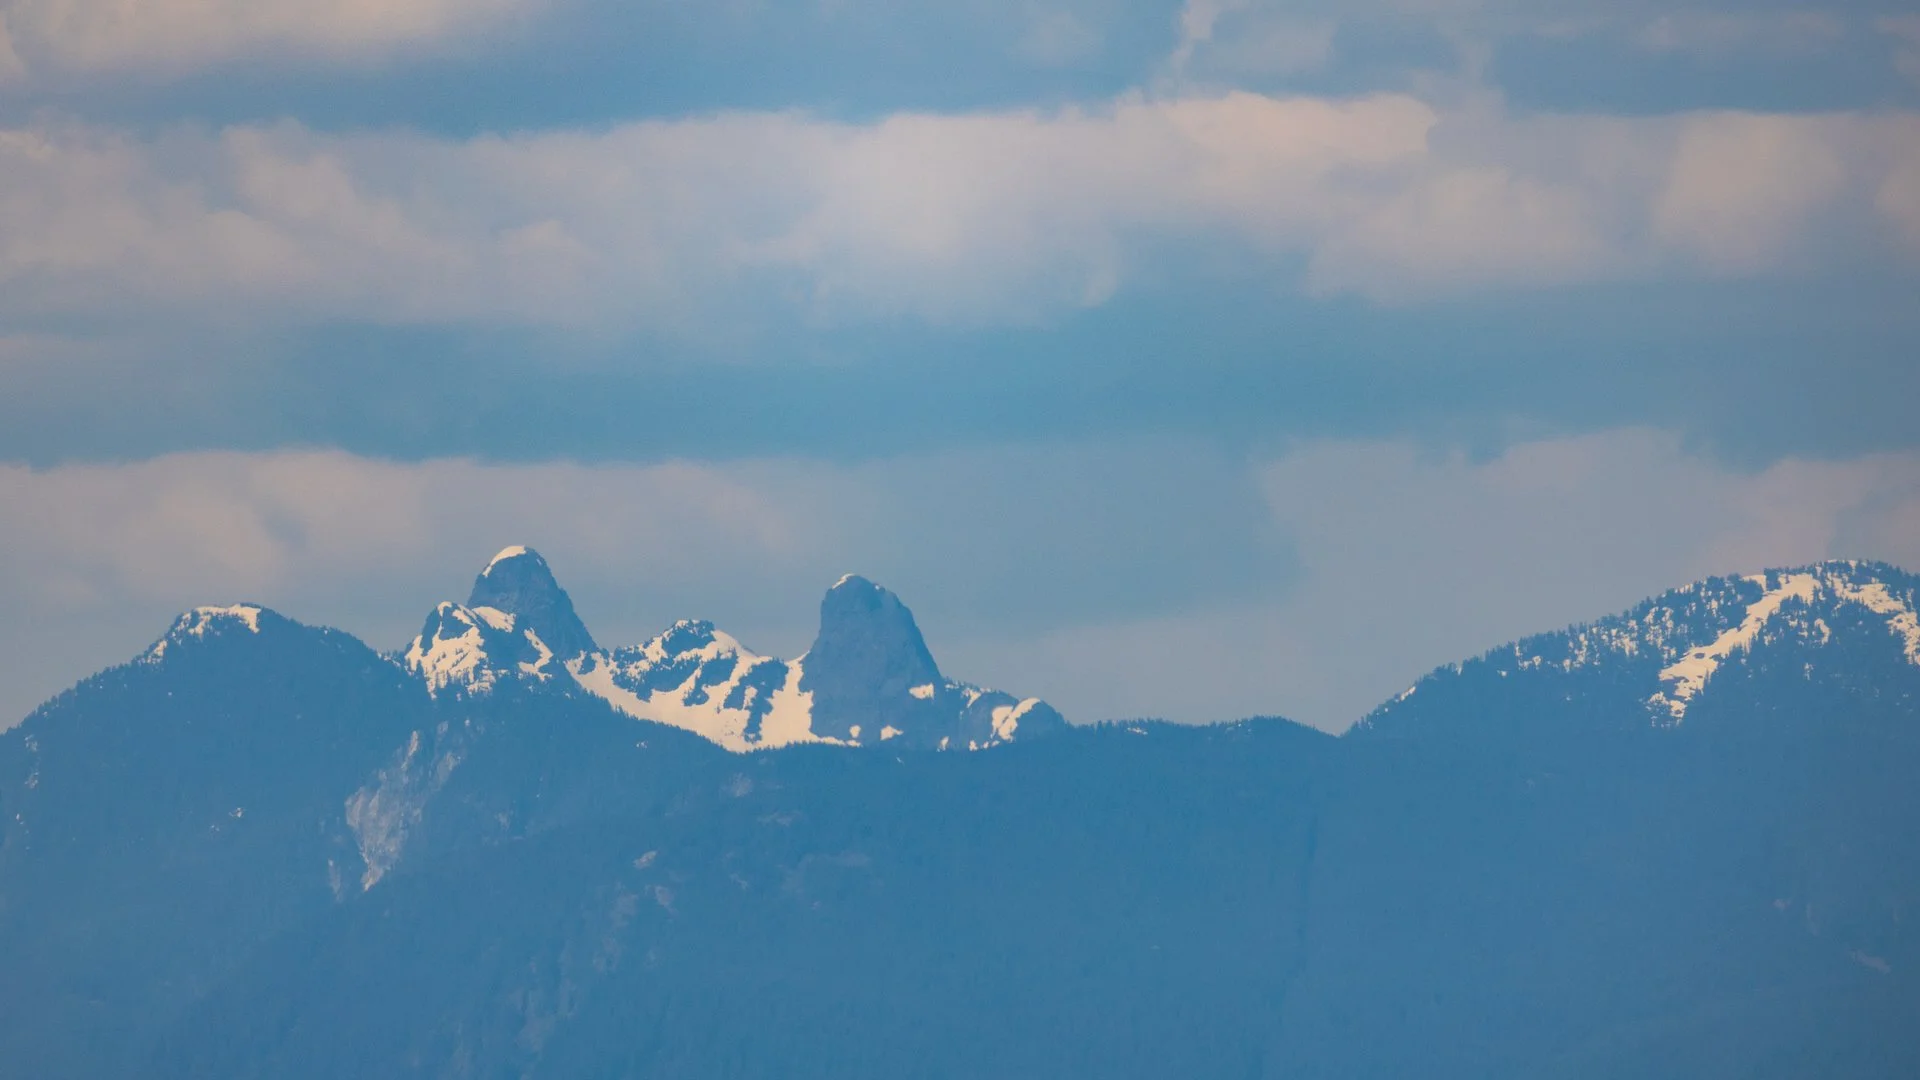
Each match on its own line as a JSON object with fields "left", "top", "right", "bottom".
{"left": 800, "top": 574, "right": 1067, "bottom": 750}
{"left": 800, "top": 575, "right": 944, "bottom": 744}
{"left": 465, "top": 546, "right": 598, "bottom": 661}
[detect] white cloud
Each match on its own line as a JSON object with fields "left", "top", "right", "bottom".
{"left": 1307, "top": 164, "right": 1618, "bottom": 296}
{"left": 0, "top": 451, "right": 808, "bottom": 613}
{"left": 1653, "top": 112, "right": 1849, "bottom": 271}
{"left": 0, "top": 0, "right": 535, "bottom": 77}
{"left": 0, "top": 95, "right": 1914, "bottom": 335}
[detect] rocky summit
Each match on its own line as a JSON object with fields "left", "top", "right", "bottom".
{"left": 464, "top": 546, "right": 600, "bottom": 661}
{"left": 405, "top": 547, "right": 1065, "bottom": 752}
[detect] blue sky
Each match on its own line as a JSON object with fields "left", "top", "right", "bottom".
{"left": 3, "top": 0, "right": 1919, "bottom": 730}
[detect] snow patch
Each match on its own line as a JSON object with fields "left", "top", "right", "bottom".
{"left": 472, "top": 605, "right": 515, "bottom": 632}
{"left": 483, "top": 545, "right": 530, "bottom": 573}
{"left": 757, "top": 659, "right": 824, "bottom": 750}
{"left": 1646, "top": 568, "right": 1920, "bottom": 724}
{"left": 1651, "top": 573, "right": 1818, "bottom": 724}
{"left": 198, "top": 605, "right": 263, "bottom": 633}
{"left": 571, "top": 647, "right": 832, "bottom": 753}
{"left": 1830, "top": 579, "right": 1920, "bottom": 666}
{"left": 145, "top": 605, "right": 267, "bottom": 661}
{"left": 990, "top": 698, "right": 1040, "bottom": 744}
{"left": 519, "top": 628, "right": 555, "bottom": 677}
{"left": 403, "top": 604, "right": 501, "bottom": 695}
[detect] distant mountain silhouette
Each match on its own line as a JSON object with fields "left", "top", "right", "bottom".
{"left": 405, "top": 547, "right": 1064, "bottom": 751}
{"left": 2, "top": 558, "right": 1917, "bottom": 1079}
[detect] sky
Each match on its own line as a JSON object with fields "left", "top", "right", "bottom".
{"left": 3, "top": 0, "right": 1919, "bottom": 732}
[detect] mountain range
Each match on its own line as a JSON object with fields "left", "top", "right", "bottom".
{"left": 2, "top": 552, "right": 1918, "bottom": 1078}
{"left": 399, "top": 547, "right": 1063, "bottom": 752}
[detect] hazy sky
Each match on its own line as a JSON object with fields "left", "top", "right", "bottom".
{"left": 4, "top": 0, "right": 1919, "bottom": 731}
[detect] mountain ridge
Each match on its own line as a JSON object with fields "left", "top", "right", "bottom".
{"left": 1359, "top": 558, "right": 1920, "bottom": 741}
{"left": 112, "top": 546, "right": 1067, "bottom": 754}
{"left": 78, "top": 555, "right": 1920, "bottom": 744}
{"left": 5, "top": 556, "right": 1919, "bottom": 1079}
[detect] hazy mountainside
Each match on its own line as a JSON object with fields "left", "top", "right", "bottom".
{"left": 1360, "top": 562, "right": 1920, "bottom": 740}
{"left": 1293, "top": 562, "right": 1920, "bottom": 1079}
{"left": 3, "top": 558, "right": 1919, "bottom": 1078}
{"left": 0, "top": 608, "right": 434, "bottom": 1077}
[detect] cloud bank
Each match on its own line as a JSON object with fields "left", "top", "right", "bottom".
{"left": 0, "top": 94, "right": 1914, "bottom": 336}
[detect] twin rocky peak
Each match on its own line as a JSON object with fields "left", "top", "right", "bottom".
{"left": 402, "top": 546, "right": 1064, "bottom": 752}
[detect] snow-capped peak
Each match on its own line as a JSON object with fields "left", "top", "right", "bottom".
{"left": 1829, "top": 575, "right": 1920, "bottom": 666}
{"left": 181, "top": 604, "right": 265, "bottom": 635}
{"left": 396, "top": 548, "right": 600, "bottom": 696}
{"left": 1361, "top": 560, "right": 1920, "bottom": 735}
{"left": 1649, "top": 571, "right": 1820, "bottom": 722}
{"left": 466, "top": 545, "right": 597, "bottom": 659}
{"left": 143, "top": 605, "right": 272, "bottom": 662}
{"left": 392, "top": 555, "right": 1065, "bottom": 753}
{"left": 401, "top": 601, "right": 560, "bottom": 696}
{"left": 1644, "top": 564, "right": 1920, "bottom": 723}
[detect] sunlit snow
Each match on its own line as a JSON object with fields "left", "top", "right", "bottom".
{"left": 1651, "top": 572, "right": 1821, "bottom": 723}
{"left": 483, "top": 545, "right": 530, "bottom": 574}
{"left": 143, "top": 605, "right": 266, "bottom": 661}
